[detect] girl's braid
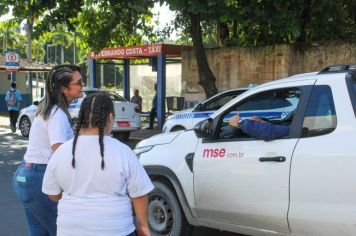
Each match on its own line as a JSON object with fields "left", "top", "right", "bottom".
{"left": 71, "top": 95, "right": 95, "bottom": 168}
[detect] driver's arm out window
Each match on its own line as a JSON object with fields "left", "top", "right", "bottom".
{"left": 219, "top": 88, "right": 300, "bottom": 139}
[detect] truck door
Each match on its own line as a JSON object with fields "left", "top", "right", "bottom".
{"left": 288, "top": 77, "right": 356, "bottom": 235}
{"left": 193, "top": 81, "right": 314, "bottom": 234}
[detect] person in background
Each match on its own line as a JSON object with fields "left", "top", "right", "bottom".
{"left": 146, "top": 83, "right": 157, "bottom": 129}
{"left": 42, "top": 93, "right": 153, "bottom": 236}
{"left": 131, "top": 89, "right": 142, "bottom": 112}
{"left": 4, "top": 82, "right": 22, "bottom": 133}
{"left": 229, "top": 114, "right": 291, "bottom": 141}
{"left": 13, "top": 64, "right": 83, "bottom": 236}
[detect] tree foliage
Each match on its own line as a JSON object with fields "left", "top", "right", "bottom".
{"left": 1, "top": 0, "right": 58, "bottom": 60}
{"left": 36, "top": 0, "right": 156, "bottom": 51}
{"left": 167, "top": 0, "right": 356, "bottom": 47}
{"left": 0, "top": 21, "right": 25, "bottom": 54}
{"left": 1, "top": 0, "right": 355, "bottom": 98}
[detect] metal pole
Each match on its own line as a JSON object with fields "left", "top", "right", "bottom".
{"left": 123, "top": 59, "right": 130, "bottom": 100}
{"left": 55, "top": 45, "right": 57, "bottom": 64}
{"left": 114, "top": 66, "right": 117, "bottom": 89}
{"left": 157, "top": 55, "right": 166, "bottom": 128}
{"left": 46, "top": 45, "right": 49, "bottom": 63}
{"left": 73, "top": 32, "right": 76, "bottom": 65}
{"left": 100, "top": 64, "right": 104, "bottom": 88}
{"left": 89, "top": 58, "right": 96, "bottom": 89}
{"left": 61, "top": 46, "right": 64, "bottom": 64}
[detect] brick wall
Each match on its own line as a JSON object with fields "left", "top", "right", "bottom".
{"left": 182, "top": 42, "right": 356, "bottom": 106}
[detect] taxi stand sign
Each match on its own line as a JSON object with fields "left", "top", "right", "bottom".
{"left": 5, "top": 51, "right": 20, "bottom": 72}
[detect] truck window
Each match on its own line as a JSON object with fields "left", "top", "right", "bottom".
{"left": 218, "top": 87, "right": 300, "bottom": 139}
{"left": 346, "top": 72, "right": 356, "bottom": 116}
{"left": 301, "top": 85, "right": 336, "bottom": 137}
{"left": 234, "top": 88, "right": 300, "bottom": 120}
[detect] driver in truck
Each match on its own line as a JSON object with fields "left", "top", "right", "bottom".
{"left": 228, "top": 114, "right": 291, "bottom": 141}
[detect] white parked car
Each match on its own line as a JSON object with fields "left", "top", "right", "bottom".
{"left": 17, "top": 88, "right": 141, "bottom": 140}
{"left": 134, "top": 64, "right": 356, "bottom": 236}
{"left": 163, "top": 88, "right": 248, "bottom": 132}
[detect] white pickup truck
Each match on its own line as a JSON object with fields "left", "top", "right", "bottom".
{"left": 134, "top": 64, "right": 356, "bottom": 236}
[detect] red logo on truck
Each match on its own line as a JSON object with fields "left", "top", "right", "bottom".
{"left": 203, "top": 148, "right": 226, "bottom": 158}
{"left": 202, "top": 148, "right": 244, "bottom": 159}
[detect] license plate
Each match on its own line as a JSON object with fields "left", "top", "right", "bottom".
{"left": 118, "top": 121, "right": 130, "bottom": 127}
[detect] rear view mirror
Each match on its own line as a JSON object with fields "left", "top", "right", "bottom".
{"left": 193, "top": 118, "right": 214, "bottom": 139}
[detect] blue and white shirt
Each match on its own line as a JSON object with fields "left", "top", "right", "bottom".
{"left": 4, "top": 88, "right": 22, "bottom": 111}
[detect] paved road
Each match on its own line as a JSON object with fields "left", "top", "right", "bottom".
{"left": 0, "top": 125, "right": 242, "bottom": 236}
{"left": 0, "top": 126, "right": 28, "bottom": 236}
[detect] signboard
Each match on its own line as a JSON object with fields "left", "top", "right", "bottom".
{"left": 5, "top": 51, "right": 20, "bottom": 72}
{"left": 89, "top": 44, "right": 184, "bottom": 59}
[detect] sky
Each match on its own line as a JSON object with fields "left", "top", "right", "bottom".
{"left": 0, "top": 6, "right": 12, "bottom": 22}
{"left": 152, "top": 2, "right": 177, "bottom": 39}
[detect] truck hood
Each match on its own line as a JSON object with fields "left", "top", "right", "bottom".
{"left": 136, "top": 131, "right": 183, "bottom": 148}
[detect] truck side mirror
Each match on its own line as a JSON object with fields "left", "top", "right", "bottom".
{"left": 33, "top": 101, "right": 39, "bottom": 106}
{"left": 194, "top": 103, "right": 203, "bottom": 111}
{"left": 193, "top": 118, "right": 214, "bottom": 139}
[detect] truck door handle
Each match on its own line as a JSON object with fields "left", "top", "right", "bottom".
{"left": 259, "top": 156, "right": 286, "bottom": 162}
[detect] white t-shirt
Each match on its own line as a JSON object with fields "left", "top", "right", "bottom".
{"left": 24, "top": 106, "right": 73, "bottom": 164}
{"left": 42, "top": 135, "right": 154, "bottom": 236}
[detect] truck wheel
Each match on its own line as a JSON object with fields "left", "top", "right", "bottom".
{"left": 112, "top": 132, "right": 130, "bottom": 141}
{"left": 19, "top": 116, "right": 31, "bottom": 137}
{"left": 148, "top": 180, "right": 192, "bottom": 236}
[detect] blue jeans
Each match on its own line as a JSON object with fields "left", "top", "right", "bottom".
{"left": 13, "top": 162, "right": 58, "bottom": 236}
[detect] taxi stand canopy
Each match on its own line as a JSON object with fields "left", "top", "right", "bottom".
{"left": 88, "top": 44, "right": 185, "bottom": 128}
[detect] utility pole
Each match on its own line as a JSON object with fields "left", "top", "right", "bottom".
{"left": 26, "top": 18, "right": 33, "bottom": 105}
{"left": 73, "top": 31, "right": 76, "bottom": 65}
{"left": 100, "top": 64, "right": 104, "bottom": 88}
{"left": 61, "top": 45, "right": 64, "bottom": 64}
{"left": 114, "top": 66, "right": 117, "bottom": 88}
{"left": 54, "top": 45, "right": 57, "bottom": 64}
{"left": 46, "top": 44, "right": 49, "bottom": 63}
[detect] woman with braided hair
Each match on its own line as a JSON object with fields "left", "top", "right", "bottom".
{"left": 42, "top": 93, "right": 154, "bottom": 236}
{"left": 13, "top": 64, "right": 83, "bottom": 236}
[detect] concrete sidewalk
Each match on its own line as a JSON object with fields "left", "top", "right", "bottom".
{"left": 0, "top": 112, "right": 9, "bottom": 128}
{"left": 130, "top": 126, "right": 162, "bottom": 140}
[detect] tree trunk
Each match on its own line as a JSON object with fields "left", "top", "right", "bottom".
{"left": 297, "top": 0, "right": 311, "bottom": 43}
{"left": 26, "top": 19, "right": 33, "bottom": 60}
{"left": 232, "top": 20, "right": 238, "bottom": 39}
{"left": 26, "top": 17, "right": 34, "bottom": 104}
{"left": 189, "top": 13, "right": 218, "bottom": 98}
{"left": 217, "top": 21, "right": 229, "bottom": 46}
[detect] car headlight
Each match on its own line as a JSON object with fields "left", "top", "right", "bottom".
{"left": 133, "top": 145, "right": 154, "bottom": 158}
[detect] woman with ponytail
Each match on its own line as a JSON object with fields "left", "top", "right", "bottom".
{"left": 13, "top": 64, "right": 83, "bottom": 236}
{"left": 42, "top": 93, "right": 153, "bottom": 236}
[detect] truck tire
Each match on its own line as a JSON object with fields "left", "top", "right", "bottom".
{"left": 19, "top": 116, "right": 31, "bottom": 137}
{"left": 148, "top": 180, "right": 192, "bottom": 236}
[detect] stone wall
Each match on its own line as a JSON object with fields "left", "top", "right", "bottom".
{"left": 181, "top": 42, "right": 356, "bottom": 107}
